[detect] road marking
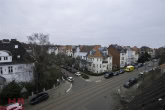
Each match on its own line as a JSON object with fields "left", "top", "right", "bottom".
{"left": 85, "top": 80, "right": 92, "bottom": 82}
{"left": 66, "top": 83, "right": 72, "bottom": 93}
{"left": 96, "top": 80, "right": 101, "bottom": 83}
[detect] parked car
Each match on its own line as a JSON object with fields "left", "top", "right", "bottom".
{"left": 124, "top": 78, "right": 138, "bottom": 88}
{"left": 119, "top": 69, "right": 125, "bottom": 74}
{"left": 138, "top": 63, "right": 144, "bottom": 67}
{"left": 5, "top": 103, "right": 23, "bottom": 110}
{"left": 104, "top": 72, "right": 113, "bottom": 78}
{"left": 62, "top": 73, "right": 69, "bottom": 80}
{"left": 75, "top": 72, "right": 81, "bottom": 76}
{"left": 113, "top": 71, "right": 119, "bottom": 76}
{"left": 138, "top": 72, "right": 144, "bottom": 78}
{"left": 67, "top": 77, "right": 74, "bottom": 82}
{"left": 123, "top": 82, "right": 131, "bottom": 88}
{"left": 129, "top": 78, "right": 138, "bottom": 85}
{"left": 30, "top": 92, "right": 49, "bottom": 105}
{"left": 71, "top": 69, "right": 77, "bottom": 73}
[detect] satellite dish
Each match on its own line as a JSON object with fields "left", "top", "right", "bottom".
{"left": 0, "top": 76, "right": 6, "bottom": 85}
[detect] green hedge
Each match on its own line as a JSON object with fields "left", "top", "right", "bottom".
{"left": 84, "top": 70, "right": 105, "bottom": 76}
{"left": 81, "top": 74, "right": 89, "bottom": 79}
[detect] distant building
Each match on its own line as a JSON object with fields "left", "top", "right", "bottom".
{"left": 123, "top": 46, "right": 139, "bottom": 65}
{"left": 48, "top": 46, "right": 59, "bottom": 55}
{"left": 65, "top": 45, "right": 73, "bottom": 57}
{"left": 73, "top": 45, "right": 95, "bottom": 60}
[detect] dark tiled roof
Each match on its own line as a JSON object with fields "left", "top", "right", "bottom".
{"left": 80, "top": 46, "right": 95, "bottom": 53}
{"left": 0, "top": 39, "right": 27, "bottom": 62}
{"left": 110, "top": 44, "right": 126, "bottom": 53}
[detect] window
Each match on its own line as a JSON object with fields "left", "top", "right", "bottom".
{"left": 8, "top": 66, "right": 13, "bottom": 73}
{"left": 0, "top": 67, "right": 3, "bottom": 74}
{"left": 0, "top": 57, "right": 1, "bottom": 61}
{"left": 107, "top": 65, "right": 108, "bottom": 69}
{"left": 4, "top": 57, "right": 8, "bottom": 60}
{"left": 93, "top": 64, "right": 95, "bottom": 68}
{"left": 100, "top": 64, "right": 101, "bottom": 68}
{"left": 122, "top": 57, "right": 124, "bottom": 60}
{"left": 97, "top": 58, "right": 98, "bottom": 61}
{"left": 121, "top": 61, "right": 124, "bottom": 64}
{"left": 97, "top": 64, "right": 98, "bottom": 67}
{"left": 15, "top": 45, "right": 18, "bottom": 48}
{"left": 17, "top": 55, "right": 20, "bottom": 59}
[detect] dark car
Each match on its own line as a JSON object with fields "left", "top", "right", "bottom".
{"left": 123, "top": 82, "right": 131, "bottom": 88}
{"left": 104, "top": 72, "right": 113, "bottom": 78}
{"left": 119, "top": 69, "right": 125, "bottom": 74}
{"left": 138, "top": 63, "right": 144, "bottom": 67}
{"left": 113, "top": 71, "right": 119, "bottom": 76}
{"left": 30, "top": 92, "right": 49, "bottom": 105}
{"left": 129, "top": 78, "right": 138, "bottom": 84}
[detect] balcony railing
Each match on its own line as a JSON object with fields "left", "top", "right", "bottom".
{"left": 102, "top": 61, "right": 108, "bottom": 63}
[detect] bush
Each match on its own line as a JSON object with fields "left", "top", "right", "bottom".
{"left": 0, "top": 81, "right": 22, "bottom": 105}
{"left": 84, "top": 70, "right": 105, "bottom": 76}
{"left": 81, "top": 74, "right": 89, "bottom": 79}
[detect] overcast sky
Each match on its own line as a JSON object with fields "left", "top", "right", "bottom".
{"left": 0, "top": 0, "right": 164, "bottom": 48}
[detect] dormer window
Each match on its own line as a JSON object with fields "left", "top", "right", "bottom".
{"left": 15, "top": 45, "right": 18, "bottom": 49}
{"left": 4, "top": 57, "right": 8, "bottom": 60}
{"left": 17, "top": 55, "right": 20, "bottom": 59}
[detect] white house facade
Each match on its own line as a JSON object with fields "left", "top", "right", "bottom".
{"left": 73, "top": 46, "right": 88, "bottom": 60}
{"left": 87, "top": 56, "right": 112, "bottom": 73}
{"left": 87, "top": 47, "right": 112, "bottom": 73}
{"left": 0, "top": 50, "right": 34, "bottom": 83}
{"left": 120, "top": 52, "right": 127, "bottom": 68}
{"left": 0, "top": 63, "right": 33, "bottom": 83}
{"left": 48, "top": 47, "right": 59, "bottom": 55}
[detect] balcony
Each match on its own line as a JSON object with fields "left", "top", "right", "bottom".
{"left": 102, "top": 61, "right": 108, "bottom": 63}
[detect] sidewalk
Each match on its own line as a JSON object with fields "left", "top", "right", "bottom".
{"left": 24, "top": 81, "right": 71, "bottom": 110}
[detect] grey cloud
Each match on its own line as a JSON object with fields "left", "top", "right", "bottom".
{"left": 0, "top": 0, "right": 164, "bottom": 48}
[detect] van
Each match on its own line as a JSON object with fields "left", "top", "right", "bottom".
{"left": 125, "top": 66, "right": 134, "bottom": 72}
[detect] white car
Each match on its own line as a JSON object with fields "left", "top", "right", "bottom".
{"left": 67, "top": 77, "right": 74, "bottom": 82}
{"left": 5, "top": 103, "right": 23, "bottom": 110}
{"left": 75, "top": 72, "right": 81, "bottom": 76}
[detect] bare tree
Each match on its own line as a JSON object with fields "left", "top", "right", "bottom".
{"left": 27, "top": 33, "right": 51, "bottom": 93}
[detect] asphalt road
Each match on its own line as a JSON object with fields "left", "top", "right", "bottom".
{"left": 61, "top": 68, "right": 94, "bottom": 92}
{"left": 30, "top": 61, "right": 158, "bottom": 110}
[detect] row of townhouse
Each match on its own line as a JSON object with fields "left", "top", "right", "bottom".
{"left": 47, "top": 44, "right": 140, "bottom": 73}
{"left": 108, "top": 45, "right": 139, "bottom": 69}
{"left": 0, "top": 39, "right": 34, "bottom": 85}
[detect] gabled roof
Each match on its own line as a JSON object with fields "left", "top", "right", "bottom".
{"left": 65, "top": 45, "right": 73, "bottom": 51}
{"left": 109, "top": 44, "right": 126, "bottom": 53}
{"left": 88, "top": 45, "right": 110, "bottom": 58}
{"left": 80, "top": 46, "right": 95, "bottom": 53}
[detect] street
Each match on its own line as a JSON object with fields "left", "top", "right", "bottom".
{"left": 28, "top": 61, "right": 158, "bottom": 110}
